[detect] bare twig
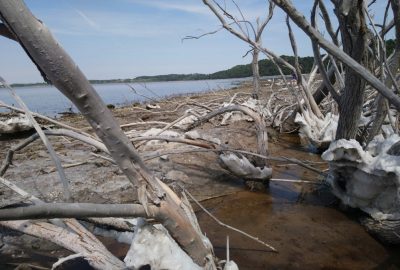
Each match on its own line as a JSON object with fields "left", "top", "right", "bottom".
{"left": 181, "top": 186, "right": 277, "bottom": 252}
{"left": 271, "top": 0, "right": 400, "bottom": 110}
{"left": 0, "top": 77, "right": 71, "bottom": 200}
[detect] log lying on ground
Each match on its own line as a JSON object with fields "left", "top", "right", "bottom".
{"left": 1, "top": 220, "right": 126, "bottom": 269}
{"left": 0, "top": 177, "right": 126, "bottom": 269}
{"left": 0, "top": 114, "right": 33, "bottom": 134}
{"left": 186, "top": 104, "right": 269, "bottom": 166}
{"left": 0, "top": 203, "right": 150, "bottom": 221}
{"left": 0, "top": 1, "right": 213, "bottom": 265}
{"left": 322, "top": 134, "right": 400, "bottom": 243}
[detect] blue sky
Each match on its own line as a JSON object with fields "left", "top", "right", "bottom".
{"left": 0, "top": 0, "right": 392, "bottom": 83}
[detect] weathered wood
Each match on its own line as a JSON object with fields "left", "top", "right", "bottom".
{"left": 334, "top": 0, "right": 368, "bottom": 140}
{"left": 0, "top": 177, "right": 125, "bottom": 269}
{"left": 271, "top": 0, "right": 400, "bottom": 111}
{"left": 1, "top": 220, "right": 126, "bottom": 269}
{"left": 186, "top": 104, "right": 269, "bottom": 161}
{"left": 0, "top": 203, "right": 150, "bottom": 220}
{"left": 0, "top": 1, "right": 211, "bottom": 265}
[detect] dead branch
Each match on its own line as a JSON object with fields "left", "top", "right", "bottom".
{"left": 120, "top": 121, "right": 169, "bottom": 128}
{"left": 1, "top": 220, "right": 125, "bottom": 269}
{"left": 0, "top": 78, "right": 71, "bottom": 200}
{"left": 0, "top": 176, "right": 125, "bottom": 269}
{"left": 143, "top": 148, "right": 325, "bottom": 175}
{"left": 0, "top": 1, "right": 213, "bottom": 262}
{"left": 186, "top": 104, "right": 269, "bottom": 159}
{"left": 182, "top": 186, "right": 277, "bottom": 252}
{"left": 131, "top": 135, "right": 216, "bottom": 149}
{"left": 317, "top": 0, "right": 338, "bottom": 45}
{"left": 311, "top": 1, "right": 340, "bottom": 103}
{"left": 0, "top": 203, "right": 151, "bottom": 220}
{"left": 286, "top": 15, "right": 323, "bottom": 118}
{"left": 272, "top": 0, "right": 400, "bottom": 111}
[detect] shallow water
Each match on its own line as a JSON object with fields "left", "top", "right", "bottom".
{"left": 196, "top": 134, "right": 400, "bottom": 269}
{"left": 0, "top": 128, "right": 398, "bottom": 269}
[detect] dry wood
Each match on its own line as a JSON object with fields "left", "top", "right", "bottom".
{"left": 0, "top": 78, "right": 71, "bottom": 200}
{"left": 186, "top": 104, "right": 269, "bottom": 161}
{"left": 0, "top": 177, "right": 125, "bottom": 269}
{"left": 286, "top": 15, "right": 323, "bottom": 118}
{"left": 0, "top": 101, "right": 95, "bottom": 138}
{"left": 271, "top": 0, "right": 400, "bottom": 111}
{"left": 0, "top": 203, "right": 150, "bottom": 220}
{"left": 1, "top": 220, "right": 125, "bottom": 269}
{"left": 0, "top": 1, "right": 212, "bottom": 264}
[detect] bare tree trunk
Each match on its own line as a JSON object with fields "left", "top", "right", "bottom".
{"left": 0, "top": 1, "right": 211, "bottom": 265}
{"left": 367, "top": 0, "right": 400, "bottom": 142}
{"left": 271, "top": 0, "right": 400, "bottom": 110}
{"left": 335, "top": 0, "right": 368, "bottom": 140}
{"left": 252, "top": 49, "right": 261, "bottom": 99}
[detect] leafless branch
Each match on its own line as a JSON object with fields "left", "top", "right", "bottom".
{"left": 0, "top": 77, "right": 71, "bottom": 200}
{"left": 311, "top": 1, "right": 340, "bottom": 102}
{"left": 272, "top": 0, "right": 400, "bottom": 111}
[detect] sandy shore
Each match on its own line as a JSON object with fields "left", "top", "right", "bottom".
{"left": 0, "top": 83, "right": 399, "bottom": 269}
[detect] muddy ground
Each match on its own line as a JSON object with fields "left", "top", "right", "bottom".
{"left": 0, "top": 83, "right": 399, "bottom": 269}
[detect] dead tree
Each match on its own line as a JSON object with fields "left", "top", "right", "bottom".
{"left": 0, "top": 1, "right": 213, "bottom": 267}
{"left": 185, "top": 1, "right": 275, "bottom": 99}
{"left": 251, "top": 3, "right": 275, "bottom": 99}
{"left": 334, "top": 0, "right": 369, "bottom": 140}
{"left": 272, "top": 0, "right": 400, "bottom": 243}
{"left": 272, "top": 0, "right": 400, "bottom": 111}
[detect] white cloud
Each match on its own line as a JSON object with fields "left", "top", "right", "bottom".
{"left": 129, "top": 0, "right": 210, "bottom": 15}
{"left": 75, "top": 9, "right": 100, "bottom": 30}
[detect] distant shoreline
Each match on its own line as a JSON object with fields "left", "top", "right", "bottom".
{"left": 8, "top": 55, "right": 313, "bottom": 88}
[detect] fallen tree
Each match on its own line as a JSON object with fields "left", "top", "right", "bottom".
{"left": 0, "top": 1, "right": 215, "bottom": 267}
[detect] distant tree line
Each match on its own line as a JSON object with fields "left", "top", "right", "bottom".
{"left": 8, "top": 39, "right": 395, "bottom": 87}
{"left": 130, "top": 55, "right": 315, "bottom": 82}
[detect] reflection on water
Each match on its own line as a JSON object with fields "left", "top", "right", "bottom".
{"left": 196, "top": 133, "right": 400, "bottom": 270}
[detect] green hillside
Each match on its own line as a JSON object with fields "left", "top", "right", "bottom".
{"left": 10, "top": 55, "right": 314, "bottom": 87}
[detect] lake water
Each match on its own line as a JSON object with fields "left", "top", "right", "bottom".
{"left": 0, "top": 78, "right": 250, "bottom": 117}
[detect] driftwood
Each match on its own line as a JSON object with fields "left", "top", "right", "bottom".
{"left": 0, "top": 203, "right": 151, "bottom": 221}
{"left": 0, "top": 177, "right": 125, "bottom": 269}
{"left": 0, "top": 114, "right": 33, "bottom": 134}
{"left": 186, "top": 104, "right": 269, "bottom": 161}
{"left": 1, "top": 79, "right": 71, "bottom": 200}
{"left": 0, "top": 1, "right": 213, "bottom": 265}
{"left": 272, "top": 0, "right": 400, "bottom": 111}
{"left": 1, "top": 220, "right": 125, "bottom": 269}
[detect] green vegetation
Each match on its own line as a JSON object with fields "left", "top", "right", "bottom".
{"left": 386, "top": 39, "right": 396, "bottom": 56}
{"left": 11, "top": 55, "right": 315, "bottom": 87}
